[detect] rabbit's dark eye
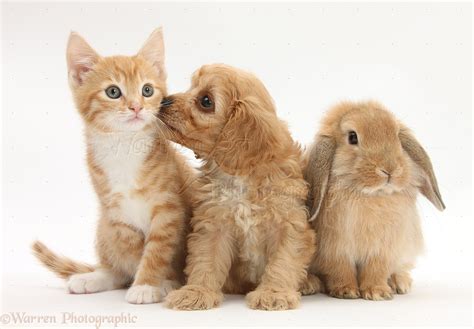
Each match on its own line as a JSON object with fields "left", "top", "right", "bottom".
{"left": 105, "top": 85, "right": 121, "bottom": 99}
{"left": 348, "top": 131, "right": 358, "bottom": 145}
{"left": 198, "top": 94, "right": 214, "bottom": 112}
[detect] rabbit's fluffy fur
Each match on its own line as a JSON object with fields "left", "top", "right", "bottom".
{"left": 157, "top": 64, "right": 319, "bottom": 310}
{"left": 305, "top": 101, "right": 445, "bottom": 301}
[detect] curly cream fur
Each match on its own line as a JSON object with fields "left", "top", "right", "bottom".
{"left": 159, "top": 64, "right": 318, "bottom": 310}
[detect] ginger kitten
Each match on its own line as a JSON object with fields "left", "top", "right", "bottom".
{"left": 32, "top": 29, "right": 193, "bottom": 304}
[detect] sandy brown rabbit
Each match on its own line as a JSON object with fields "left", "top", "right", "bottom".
{"left": 305, "top": 101, "right": 445, "bottom": 301}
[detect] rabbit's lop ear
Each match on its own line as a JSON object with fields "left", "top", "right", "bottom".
{"left": 304, "top": 136, "right": 336, "bottom": 221}
{"left": 399, "top": 128, "right": 446, "bottom": 211}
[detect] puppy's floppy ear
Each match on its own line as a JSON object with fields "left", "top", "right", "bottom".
{"left": 212, "top": 96, "right": 284, "bottom": 175}
{"left": 399, "top": 127, "right": 445, "bottom": 211}
{"left": 304, "top": 136, "right": 336, "bottom": 221}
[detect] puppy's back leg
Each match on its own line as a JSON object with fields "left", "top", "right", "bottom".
{"left": 300, "top": 273, "right": 324, "bottom": 296}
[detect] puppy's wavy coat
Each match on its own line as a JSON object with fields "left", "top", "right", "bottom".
{"left": 158, "top": 64, "right": 319, "bottom": 310}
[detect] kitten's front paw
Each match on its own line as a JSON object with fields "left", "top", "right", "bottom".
{"left": 300, "top": 274, "right": 324, "bottom": 296}
{"left": 126, "top": 284, "right": 162, "bottom": 304}
{"left": 361, "top": 285, "right": 393, "bottom": 301}
{"left": 328, "top": 285, "right": 360, "bottom": 299}
{"left": 165, "top": 285, "right": 223, "bottom": 310}
{"left": 246, "top": 289, "right": 300, "bottom": 311}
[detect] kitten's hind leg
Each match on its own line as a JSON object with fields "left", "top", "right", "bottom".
{"left": 67, "top": 268, "right": 128, "bottom": 294}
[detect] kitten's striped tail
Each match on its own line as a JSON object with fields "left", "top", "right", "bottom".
{"left": 31, "top": 241, "right": 95, "bottom": 279}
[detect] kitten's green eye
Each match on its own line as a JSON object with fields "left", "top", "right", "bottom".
{"left": 142, "top": 84, "right": 154, "bottom": 97}
{"left": 105, "top": 85, "right": 121, "bottom": 99}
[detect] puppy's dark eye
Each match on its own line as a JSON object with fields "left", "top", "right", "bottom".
{"left": 200, "top": 95, "right": 213, "bottom": 110}
{"left": 105, "top": 85, "right": 121, "bottom": 99}
{"left": 348, "top": 131, "right": 358, "bottom": 145}
{"left": 142, "top": 84, "right": 154, "bottom": 97}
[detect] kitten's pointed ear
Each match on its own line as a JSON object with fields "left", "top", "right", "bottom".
{"left": 66, "top": 32, "right": 100, "bottom": 86}
{"left": 137, "top": 27, "right": 166, "bottom": 78}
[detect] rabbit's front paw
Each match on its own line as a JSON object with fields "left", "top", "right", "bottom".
{"left": 328, "top": 285, "right": 360, "bottom": 299}
{"left": 388, "top": 273, "right": 412, "bottom": 294}
{"left": 361, "top": 285, "right": 393, "bottom": 301}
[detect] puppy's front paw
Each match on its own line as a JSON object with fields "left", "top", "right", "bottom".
{"left": 361, "top": 285, "right": 393, "bottom": 301}
{"left": 328, "top": 285, "right": 360, "bottom": 299}
{"left": 246, "top": 289, "right": 300, "bottom": 311}
{"left": 126, "top": 284, "right": 162, "bottom": 304}
{"left": 300, "top": 274, "right": 324, "bottom": 296}
{"left": 165, "top": 285, "right": 223, "bottom": 310}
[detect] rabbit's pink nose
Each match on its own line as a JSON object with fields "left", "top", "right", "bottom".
{"left": 377, "top": 168, "right": 392, "bottom": 182}
{"left": 128, "top": 103, "right": 143, "bottom": 113}
{"left": 381, "top": 169, "right": 391, "bottom": 177}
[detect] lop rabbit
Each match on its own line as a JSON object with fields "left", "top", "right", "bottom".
{"left": 305, "top": 101, "right": 445, "bottom": 301}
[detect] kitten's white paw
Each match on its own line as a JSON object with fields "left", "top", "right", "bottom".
{"left": 67, "top": 270, "right": 116, "bottom": 294}
{"left": 126, "top": 284, "right": 162, "bottom": 304}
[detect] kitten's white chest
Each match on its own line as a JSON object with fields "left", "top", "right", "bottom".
{"left": 89, "top": 131, "right": 155, "bottom": 234}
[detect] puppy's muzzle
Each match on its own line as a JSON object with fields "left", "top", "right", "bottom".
{"left": 160, "top": 97, "right": 174, "bottom": 108}
{"left": 158, "top": 96, "right": 174, "bottom": 120}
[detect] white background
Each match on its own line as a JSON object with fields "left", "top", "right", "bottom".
{"left": 1, "top": 2, "right": 472, "bottom": 327}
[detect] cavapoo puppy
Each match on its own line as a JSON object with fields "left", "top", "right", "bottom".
{"left": 158, "top": 64, "right": 320, "bottom": 310}
{"left": 304, "top": 101, "right": 445, "bottom": 301}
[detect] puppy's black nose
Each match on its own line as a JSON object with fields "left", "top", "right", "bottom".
{"left": 160, "top": 97, "right": 174, "bottom": 108}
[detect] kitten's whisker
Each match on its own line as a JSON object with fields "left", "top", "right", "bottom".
{"left": 154, "top": 116, "right": 180, "bottom": 141}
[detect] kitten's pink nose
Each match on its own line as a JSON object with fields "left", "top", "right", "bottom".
{"left": 128, "top": 103, "right": 143, "bottom": 113}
